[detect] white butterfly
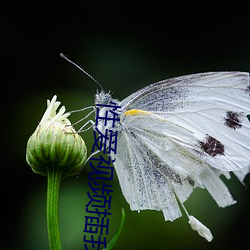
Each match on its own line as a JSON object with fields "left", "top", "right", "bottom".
{"left": 92, "top": 72, "right": 250, "bottom": 241}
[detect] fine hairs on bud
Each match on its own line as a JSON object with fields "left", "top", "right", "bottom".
{"left": 59, "top": 53, "right": 104, "bottom": 91}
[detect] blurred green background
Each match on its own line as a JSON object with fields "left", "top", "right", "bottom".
{"left": 2, "top": 2, "right": 250, "bottom": 250}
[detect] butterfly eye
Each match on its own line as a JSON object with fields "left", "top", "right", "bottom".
{"left": 103, "top": 94, "right": 111, "bottom": 104}
{"left": 95, "top": 91, "right": 112, "bottom": 106}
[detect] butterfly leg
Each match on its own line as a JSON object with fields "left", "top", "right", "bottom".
{"left": 77, "top": 120, "right": 95, "bottom": 133}
{"left": 69, "top": 106, "right": 96, "bottom": 132}
{"left": 77, "top": 147, "right": 106, "bottom": 176}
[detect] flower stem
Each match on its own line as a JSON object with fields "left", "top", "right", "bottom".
{"left": 47, "top": 165, "right": 63, "bottom": 250}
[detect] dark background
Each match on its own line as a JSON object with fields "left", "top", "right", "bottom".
{"left": 2, "top": 2, "right": 250, "bottom": 250}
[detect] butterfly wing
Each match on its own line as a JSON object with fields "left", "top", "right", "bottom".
{"left": 120, "top": 72, "right": 250, "bottom": 173}
{"left": 114, "top": 111, "right": 237, "bottom": 221}
{"left": 113, "top": 72, "right": 250, "bottom": 221}
{"left": 113, "top": 125, "right": 183, "bottom": 221}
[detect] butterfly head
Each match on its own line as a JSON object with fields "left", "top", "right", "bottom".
{"left": 95, "top": 90, "right": 114, "bottom": 106}
{"left": 94, "top": 90, "right": 121, "bottom": 133}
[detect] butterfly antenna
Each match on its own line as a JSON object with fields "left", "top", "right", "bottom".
{"left": 60, "top": 53, "right": 104, "bottom": 91}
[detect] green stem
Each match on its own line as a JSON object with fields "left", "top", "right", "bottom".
{"left": 47, "top": 165, "right": 63, "bottom": 250}
{"left": 104, "top": 208, "right": 125, "bottom": 250}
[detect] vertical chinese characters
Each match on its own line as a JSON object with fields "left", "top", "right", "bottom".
{"left": 83, "top": 101, "right": 121, "bottom": 250}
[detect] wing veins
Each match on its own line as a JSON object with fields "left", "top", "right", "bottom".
{"left": 122, "top": 131, "right": 142, "bottom": 207}
{"left": 125, "top": 130, "right": 153, "bottom": 208}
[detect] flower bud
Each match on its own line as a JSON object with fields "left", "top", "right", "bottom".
{"left": 26, "top": 95, "right": 87, "bottom": 178}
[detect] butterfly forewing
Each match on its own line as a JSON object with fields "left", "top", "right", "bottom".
{"left": 119, "top": 72, "right": 250, "bottom": 172}
{"left": 121, "top": 72, "right": 249, "bottom": 112}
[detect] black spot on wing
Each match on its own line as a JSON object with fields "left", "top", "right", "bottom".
{"left": 246, "top": 84, "right": 250, "bottom": 94}
{"left": 199, "top": 135, "right": 225, "bottom": 157}
{"left": 186, "top": 177, "right": 195, "bottom": 186}
{"left": 224, "top": 111, "right": 243, "bottom": 130}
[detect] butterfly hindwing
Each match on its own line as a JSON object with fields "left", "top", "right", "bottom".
{"left": 113, "top": 111, "right": 237, "bottom": 221}
{"left": 114, "top": 123, "right": 182, "bottom": 221}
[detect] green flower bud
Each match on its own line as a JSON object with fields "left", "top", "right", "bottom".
{"left": 26, "top": 95, "right": 87, "bottom": 178}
